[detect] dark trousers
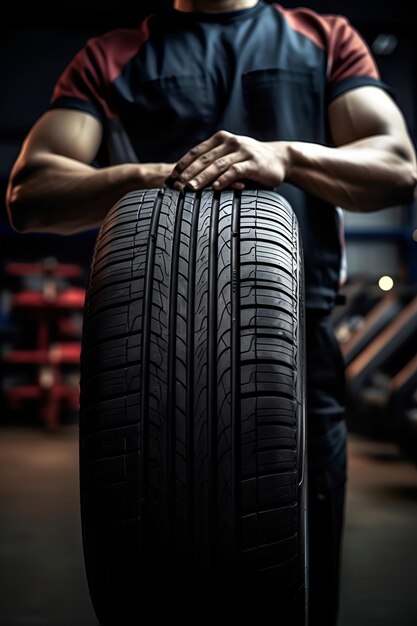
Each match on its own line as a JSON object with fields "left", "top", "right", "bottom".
{"left": 306, "top": 311, "right": 348, "bottom": 626}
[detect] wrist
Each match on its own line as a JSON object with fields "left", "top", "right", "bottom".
{"left": 279, "top": 141, "right": 294, "bottom": 181}
{"left": 136, "top": 163, "right": 175, "bottom": 189}
{"left": 110, "top": 162, "right": 174, "bottom": 192}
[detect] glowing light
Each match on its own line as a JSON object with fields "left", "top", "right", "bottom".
{"left": 378, "top": 275, "right": 394, "bottom": 291}
{"left": 372, "top": 34, "right": 398, "bottom": 55}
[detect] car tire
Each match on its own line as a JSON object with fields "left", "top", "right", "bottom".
{"left": 79, "top": 187, "right": 308, "bottom": 624}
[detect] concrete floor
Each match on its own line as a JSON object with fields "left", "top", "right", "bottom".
{"left": 0, "top": 424, "right": 417, "bottom": 626}
{"left": 339, "top": 434, "right": 417, "bottom": 626}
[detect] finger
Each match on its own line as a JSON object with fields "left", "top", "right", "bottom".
{"left": 186, "top": 152, "right": 246, "bottom": 190}
{"left": 164, "top": 175, "right": 177, "bottom": 189}
{"left": 212, "top": 160, "right": 254, "bottom": 190}
{"left": 231, "top": 181, "right": 246, "bottom": 190}
{"left": 170, "top": 132, "right": 226, "bottom": 179}
{"left": 175, "top": 143, "right": 232, "bottom": 187}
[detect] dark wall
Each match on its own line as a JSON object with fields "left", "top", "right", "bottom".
{"left": 5, "top": 1, "right": 412, "bottom": 28}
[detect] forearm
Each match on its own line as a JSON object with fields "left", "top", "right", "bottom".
{"left": 167, "top": 128, "right": 417, "bottom": 208}
{"left": 284, "top": 135, "right": 417, "bottom": 212}
{"left": 6, "top": 153, "right": 172, "bottom": 235}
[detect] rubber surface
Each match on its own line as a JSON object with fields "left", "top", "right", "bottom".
{"left": 79, "top": 188, "right": 307, "bottom": 623}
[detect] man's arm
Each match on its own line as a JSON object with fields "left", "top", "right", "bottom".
{"left": 169, "top": 86, "right": 417, "bottom": 212}
{"left": 6, "top": 109, "right": 174, "bottom": 235}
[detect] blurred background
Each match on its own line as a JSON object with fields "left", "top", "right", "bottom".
{"left": 1, "top": 1, "right": 417, "bottom": 625}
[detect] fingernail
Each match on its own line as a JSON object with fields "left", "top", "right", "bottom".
{"left": 188, "top": 180, "right": 197, "bottom": 189}
{"left": 174, "top": 181, "right": 184, "bottom": 191}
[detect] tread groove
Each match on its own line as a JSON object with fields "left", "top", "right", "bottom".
{"left": 187, "top": 192, "right": 200, "bottom": 562}
{"left": 140, "top": 189, "right": 164, "bottom": 555}
{"left": 208, "top": 190, "right": 219, "bottom": 573}
{"left": 231, "top": 189, "right": 241, "bottom": 568}
{"left": 168, "top": 191, "right": 184, "bottom": 550}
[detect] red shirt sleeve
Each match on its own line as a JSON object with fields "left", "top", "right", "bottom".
{"left": 50, "top": 36, "right": 114, "bottom": 122}
{"left": 49, "top": 23, "right": 151, "bottom": 123}
{"left": 326, "top": 15, "right": 380, "bottom": 83}
{"left": 275, "top": 5, "right": 391, "bottom": 102}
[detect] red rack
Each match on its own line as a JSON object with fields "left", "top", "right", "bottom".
{"left": 3, "top": 258, "right": 86, "bottom": 430}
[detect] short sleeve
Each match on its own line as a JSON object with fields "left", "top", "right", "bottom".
{"left": 327, "top": 17, "right": 393, "bottom": 101}
{"left": 49, "top": 37, "right": 114, "bottom": 124}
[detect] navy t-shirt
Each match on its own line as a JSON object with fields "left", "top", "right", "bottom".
{"left": 49, "top": 1, "right": 391, "bottom": 310}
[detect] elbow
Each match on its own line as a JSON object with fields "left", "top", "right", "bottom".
{"left": 408, "top": 166, "right": 417, "bottom": 204}
{"left": 6, "top": 182, "right": 34, "bottom": 233}
{"left": 396, "top": 160, "right": 417, "bottom": 207}
{"left": 362, "top": 142, "right": 417, "bottom": 211}
{"left": 391, "top": 143, "right": 417, "bottom": 206}
{"left": 5, "top": 157, "right": 54, "bottom": 233}
{"left": 6, "top": 183, "right": 26, "bottom": 233}
{"left": 356, "top": 161, "right": 417, "bottom": 213}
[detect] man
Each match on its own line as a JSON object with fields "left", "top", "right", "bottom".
{"left": 6, "top": 1, "right": 417, "bottom": 624}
